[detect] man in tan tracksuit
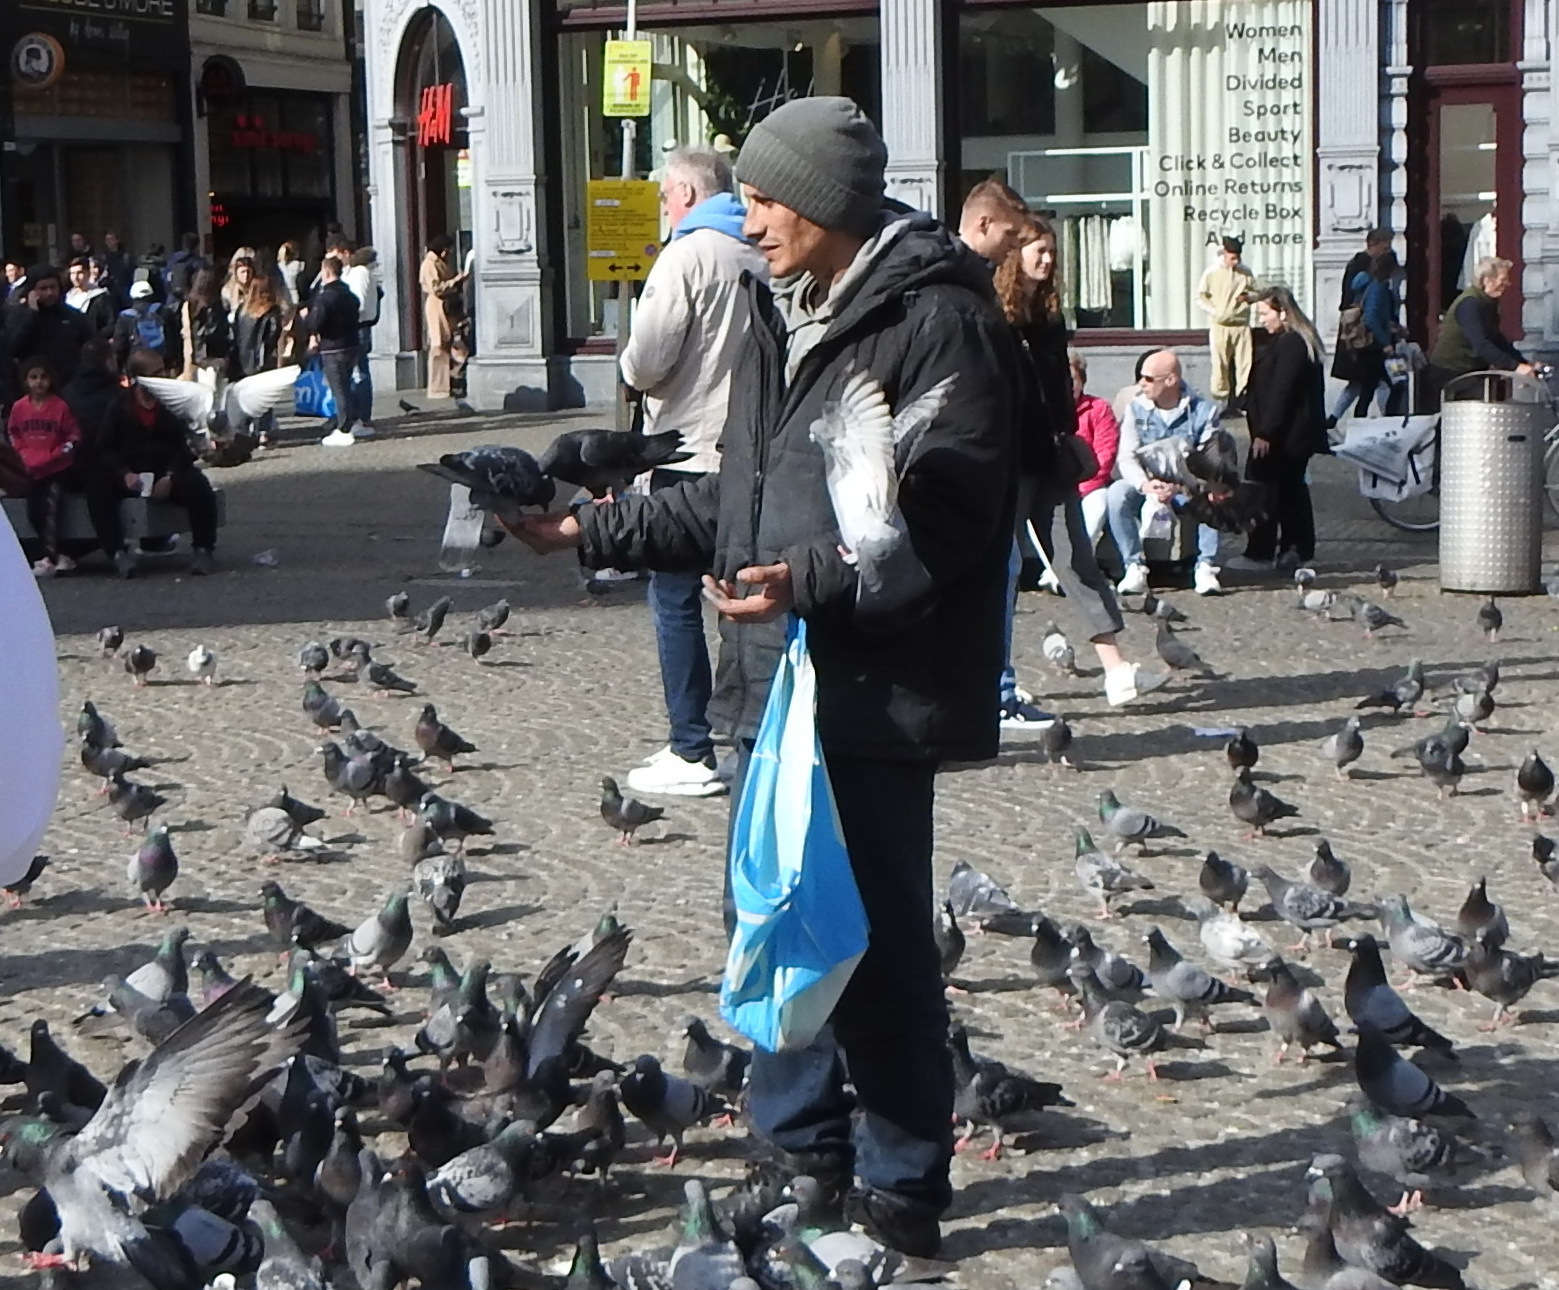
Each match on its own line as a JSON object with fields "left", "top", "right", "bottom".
{"left": 618, "top": 146, "right": 768, "bottom": 798}
{"left": 1196, "top": 235, "right": 1255, "bottom": 405}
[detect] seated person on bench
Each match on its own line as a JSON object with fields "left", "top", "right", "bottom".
{"left": 85, "top": 347, "right": 220, "bottom": 578}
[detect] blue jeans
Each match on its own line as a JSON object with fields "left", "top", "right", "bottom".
{"left": 998, "top": 540, "right": 1020, "bottom": 705}
{"left": 726, "top": 748, "right": 952, "bottom": 1211}
{"left": 1105, "top": 478, "right": 1220, "bottom": 567}
{"left": 352, "top": 325, "right": 375, "bottom": 425}
{"left": 648, "top": 469, "right": 713, "bottom": 763}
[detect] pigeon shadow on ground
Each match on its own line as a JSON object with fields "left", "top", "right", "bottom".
{"left": 456, "top": 902, "right": 545, "bottom": 931}
{"left": 612, "top": 975, "right": 719, "bottom": 1000}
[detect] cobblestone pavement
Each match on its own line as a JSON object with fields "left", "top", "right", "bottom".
{"left": 9, "top": 408, "right": 1559, "bottom": 1289}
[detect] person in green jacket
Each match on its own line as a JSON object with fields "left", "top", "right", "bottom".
{"left": 1428, "top": 256, "right": 1535, "bottom": 397}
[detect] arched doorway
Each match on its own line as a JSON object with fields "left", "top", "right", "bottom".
{"left": 393, "top": 9, "right": 472, "bottom": 366}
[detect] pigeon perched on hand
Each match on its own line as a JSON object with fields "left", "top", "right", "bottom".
{"left": 600, "top": 776, "right": 665, "bottom": 845}
{"left": 538, "top": 428, "right": 692, "bottom": 500}
{"left": 123, "top": 644, "right": 157, "bottom": 687}
{"left": 417, "top": 445, "right": 555, "bottom": 519}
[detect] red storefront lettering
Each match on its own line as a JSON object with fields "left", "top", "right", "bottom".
{"left": 417, "top": 84, "right": 455, "bottom": 147}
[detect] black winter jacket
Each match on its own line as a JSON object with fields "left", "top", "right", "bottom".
{"left": 232, "top": 307, "right": 284, "bottom": 377}
{"left": 1244, "top": 329, "right": 1328, "bottom": 460}
{"left": 61, "top": 365, "right": 124, "bottom": 467}
{"left": 5, "top": 303, "right": 94, "bottom": 387}
{"left": 306, "top": 281, "right": 361, "bottom": 352}
{"left": 1013, "top": 312, "right": 1076, "bottom": 475}
{"left": 94, "top": 394, "right": 197, "bottom": 480}
{"left": 579, "top": 214, "right": 1018, "bottom": 762}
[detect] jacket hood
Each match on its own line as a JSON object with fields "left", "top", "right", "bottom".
{"left": 831, "top": 210, "right": 998, "bottom": 329}
{"left": 349, "top": 247, "right": 379, "bottom": 268}
{"left": 672, "top": 193, "right": 750, "bottom": 243}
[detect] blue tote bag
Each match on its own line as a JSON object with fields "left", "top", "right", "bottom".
{"left": 720, "top": 617, "right": 869, "bottom": 1053}
{"left": 293, "top": 358, "right": 337, "bottom": 420}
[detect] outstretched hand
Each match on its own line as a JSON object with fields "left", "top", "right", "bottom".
{"left": 499, "top": 511, "right": 584, "bottom": 553}
{"left": 702, "top": 563, "right": 794, "bottom": 623}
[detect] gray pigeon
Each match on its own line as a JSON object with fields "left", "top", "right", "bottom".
{"left": 123, "top": 644, "right": 157, "bottom": 687}
{"left": 1464, "top": 927, "right": 1559, "bottom": 1028}
{"left": 79, "top": 736, "right": 151, "bottom": 786}
{"left": 1097, "top": 789, "right": 1186, "bottom": 852}
{"left": 1354, "top": 1025, "right": 1473, "bottom": 1119}
{"left": 419, "top": 792, "right": 493, "bottom": 853}
{"left": 101, "top": 974, "right": 195, "bottom": 1045}
{"left": 1068, "top": 962, "right": 1166, "bottom": 1081}
{"left": 297, "top": 642, "right": 329, "bottom": 676}
{"left": 947, "top": 858, "right": 1021, "bottom": 919}
{"left": 599, "top": 776, "right": 664, "bottom": 844}
{"left": 1263, "top": 958, "right": 1341, "bottom": 1064}
{"left": 97, "top": 625, "right": 124, "bottom": 657}
{"left": 1352, "top": 598, "right": 1407, "bottom": 637}
{"left": 107, "top": 772, "right": 165, "bottom": 827}
{"left": 343, "top": 890, "right": 414, "bottom": 988}
{"left": 1063, "top": 925, "right": 1146, "bottom": 1002}
{"left": 127, "top": 824, "right": 177, "bottom": 912}
{"left": 1348, "top": 1095, "right": 1458, "bottom": 1215}
{"left": 1377, "top": 894, "right": 1466, "bottom": 984}
{"left": 252, "top": 1195, "right": 329, "bottom": 1289}
{"left": 317, "top": 741, "right": 382, "bottom": 813}
{"left": 1356, "top": 659, "right": 1425, "bottom": 714}
{"left": 402, "top": 596, "right": 453, "bottom": 645}
{"left": 243, "top": 806, "right": 327, "bottom": 862}
{"left": 1155, "top": 619, "right": 1214, "bottom": 674}
{"left": 1251, "top": 863, "right": 1374, "bottom": 951}
{"left": 619, "top": 1053, "right": 722, "bottom": 1167}
{"left": 386, "top": 591, "right": 410, "bottom": 623}
{"left": 302, "top": 680, "right": 344, "bottom": 729}
{"left": 475, "top": 599, "right": 511, "bottom": 633}
{"left": 1321, "top": 716, "right": 1365, "bottom": 779}
{"left": 1058, "top": 1192, "right": 1198, "bottom": 1289}
{"left": 366, "top": 662, "right": 418, "bottom": 696}
{"left": 1198, "top": 850, "right": 1249, "bottom": 910}
{"left": 1413, "top": 734, "right": 1465, "bottom": 800}
{"left": 1230, "top": 766, "right": 1299, "bottom": 837}
{"left": 39, "top": 982, "right": 293, "bottom": 1276}
{"left": 78, "top": 700, "right": 121, "bottom": 749}
{"left": 1452, "top": 876, "right": 1507, "bottom": 950}
{"left": 1305, "top": 1154, "right": 1468, "bottom": 1287}
{"left": 425, "top": 1119, "right": 540, "bottom": 1221}
{"left": 1510, "top": 1110, "right": 1559, "bottom": 1200}
{"left": 1073, "top": 827, "right": 1153, "bottom": 919}
{"left": 1516, "top": 749, "right": 1554, "bottom": 820}
{"left": 1308, "top": 838, "right": 1351, "bottom": 896}
{"left": 417, "top": 445, "right": 556, "bottom": 519}
{"left": 463, "top": 630, "right": 492, "bottom": 662}
{"left": 1143, "top": 926, "right": 1255, "bottom": 1031}
{"left": 1344, "top": 934, "right": 1455, "bottom": 1056}
{"left": 413, "top": 852, "right": 467, "bottom": 931}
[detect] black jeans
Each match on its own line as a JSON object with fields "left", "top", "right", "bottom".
{"left": 727, "top": 749, "right": 952, "bottom": 1211}
{"left": 320, "top": 347, "right": 359, "bottom": 428}
{"left": 86, "top": 464, "right": 219, "bottom": 555}
{"left": 1244, "top": 450, "right": 1315, "bottom": 562}
{"left": 1024, "top": 474, "right": 1125, "bottom": 641}
{"left": 25, "top": 468, "right": 80, "bottom": 559}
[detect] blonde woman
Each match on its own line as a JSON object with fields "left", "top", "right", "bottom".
{"left": 220, "top": 249, "right": 257, "bottom": 317}
{"left": 419, "top": 234, "right": 467, "bottom": 397}
{"left": 1226, "top": 285, "right": 1328, "bottom": 573}
{"left": 276, "top": 240, "right": 306, "bottom": 306}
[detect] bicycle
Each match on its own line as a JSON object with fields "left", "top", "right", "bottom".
{"left": 1366, "top": 366, "right": 1559, "bottom": 532}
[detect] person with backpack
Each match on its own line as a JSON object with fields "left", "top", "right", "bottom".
{"left": 1327, "top": 249, "right": 1399, "bottom": 427}
{"left": 112, "top": 281, "right": 179, "bottom": 372}
{"left": 163, "top": 233, "right": 206, "bottom": 302}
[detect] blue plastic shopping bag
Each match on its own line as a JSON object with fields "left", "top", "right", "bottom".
{"left": 293, "top": 358, "right": 337, "bottom": 420}
{"left": 720, "top": 618, "right": 869, "bottom": 1053}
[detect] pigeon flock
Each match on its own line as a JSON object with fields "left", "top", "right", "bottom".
{"left": 13, "top": 444, "right": 1559, "bottom": 1290}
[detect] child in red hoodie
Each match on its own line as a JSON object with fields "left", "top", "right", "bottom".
{"left": 5, "top": 358, "right": 81, "bottom": 575}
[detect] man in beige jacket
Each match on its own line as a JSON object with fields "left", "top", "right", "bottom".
{"left": 620, "top": 146, "right": 768, "bottom": 797}
{"left": 1196, "top": 235, "right": 1255, "bottom": 406}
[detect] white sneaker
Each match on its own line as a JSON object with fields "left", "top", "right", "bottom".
{"left": 1117, "top": 563, "right": 1149, "bottom": 596}
{"left": 352, "top": 422, "right": 377, "bottom": 439}
{"left": 1013, "top": 684, "right": 1035, "bottom": 706}
{"left": 1194, "top": 563, "right": 1223, "bottom": 596}
{"left": 320, "top": 429, "right": 356, "bottom": 447}
{"left": 1105, "top": 663, "right": 1172, "bottom": 707}
{"left": 1037, "top": 569, "right": 1062, "bottom": 594}
{"left": 625, "top": 746, "right": 729, "bottom": 798}
{"left": 1222, "top": 555, "right": 1274, "bottom": 574}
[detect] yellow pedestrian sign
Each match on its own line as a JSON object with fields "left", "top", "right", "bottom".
{"left": 603, "top": 40, "right": 652, "bottom": 117}
{"left": 586, "top": 178, "right": 661, "bottom": 281}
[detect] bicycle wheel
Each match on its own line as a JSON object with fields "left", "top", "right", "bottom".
{"left": 1370, "top": 489, "right": 1440, "bottom": 532}
{"left": 1544, "top": 434, "right": 1559, "bottom": 521}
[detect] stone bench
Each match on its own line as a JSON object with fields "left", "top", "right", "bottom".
{"left": 3, "top": 489, "right": 226, "bottom": 545}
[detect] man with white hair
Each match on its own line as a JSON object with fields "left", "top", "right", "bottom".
{"left": 1428, "top": 255, "right": 1535, "bottom": 396}
{"left": 620, "top": 145, "right": 768, "bottom": 797}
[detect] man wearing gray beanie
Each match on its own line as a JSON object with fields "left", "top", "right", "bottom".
{"left": 503, "top": 97, "right": 1017, "bottom": 1257}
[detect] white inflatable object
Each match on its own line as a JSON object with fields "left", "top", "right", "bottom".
{"left": 0, "top": 512, "right": 61, "bottom": 883}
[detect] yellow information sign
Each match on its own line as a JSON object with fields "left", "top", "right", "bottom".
{"left": 602, "top": 39, "right": 653, "bottom": 118}
{"left": 586, "top": 178, "right": 661, "bottom": 281}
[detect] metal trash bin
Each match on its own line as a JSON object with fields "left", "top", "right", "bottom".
{"left": 1438, "top": 370, "right": 1551, "bottom": 594}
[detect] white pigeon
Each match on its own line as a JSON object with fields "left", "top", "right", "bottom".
{"left": 186, "top": 645, "right": 218, "bottom": 686}
{"left": 808, "top": 369, "right": 956, "bottom": 592}
{"left": 1041, "top": 621, "right": 1077, "bottom": 675}
{"left": 1189, "top": 896, "right": 1278, "bottom": 978}
{"left": 139, "top": 366, "right": 301, "bottom": 442}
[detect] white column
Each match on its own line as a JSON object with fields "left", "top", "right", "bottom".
{"left": 465, "top": 0, "right": 551, "bottom": 410}
{"left": 880, "top": 0, "right": 944, "bottom": 215}
{"left": 1314, "top": 0, "right": 1382, "bottom": 340}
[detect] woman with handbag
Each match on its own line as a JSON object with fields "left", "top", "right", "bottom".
{"left": 1229, "top": 286, "right": 1328, "bottom": 573}
{"left": 419, "top": 234, "right": 468, "bottom": 398}
{"left": 1327, "top": 250, "right": 1397, "bottom": 427}
{"left": 995, "top": 217, "right": 1167, "bottom": 709}
{"left": 178, "top": 269, "right": 232, "bottom": 389}
{"left": 231, "top": 275, "right": 286, "bottom": 447}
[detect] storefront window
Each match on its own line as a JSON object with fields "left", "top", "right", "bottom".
{"left": 1422, "top": 0, "right": 1512, "bottom": 67}
{"left": 957, "top": 1, "right": 1313, "bottom": 332}
{"left": 554, "top": 12, "right": 880, "bottom": 340}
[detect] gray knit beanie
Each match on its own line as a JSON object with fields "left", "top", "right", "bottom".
{"left": 735, "top": 97, "right": 887, "bottom": 238}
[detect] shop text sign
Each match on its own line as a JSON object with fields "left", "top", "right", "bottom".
{"left": 418, "top": 83, "right": 457, "bottom": 147}
{"left": 586, "top": 179, "right": 660, "bottom": 281}
{"left": 602, "top": 39, "right": 652, "bottom": 118}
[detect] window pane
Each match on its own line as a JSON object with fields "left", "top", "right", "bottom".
{"left": 555, "top": 16, "right": 881, "bottom": 339}
{"left": 1423, "top": 0, "right": 1510, "bottom": 66}
{"left": 957, "top": 1, "right": 1313, "bottom": 331}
